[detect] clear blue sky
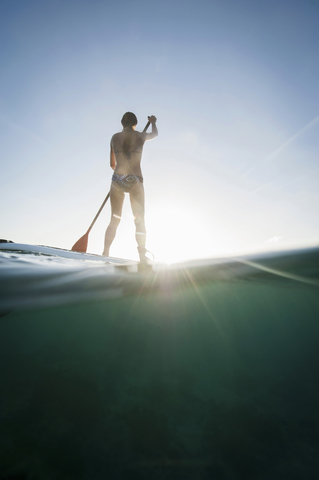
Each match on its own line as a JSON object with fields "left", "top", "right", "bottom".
{"left": 1, "top": 0, "right": 318, "bottom": 262}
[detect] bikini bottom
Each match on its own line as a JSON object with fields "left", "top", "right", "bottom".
{"left": 112, "top": 174, "right": 143, "bottom": 193}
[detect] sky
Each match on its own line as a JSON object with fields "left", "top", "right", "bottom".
{"left": 1, "top": 0, "right": 318, "bottom": 263}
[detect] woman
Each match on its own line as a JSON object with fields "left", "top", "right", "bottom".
{"left": 103, "top": 112, "right": 158, "bottom": 262}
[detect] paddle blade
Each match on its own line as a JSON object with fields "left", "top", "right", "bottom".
{"left": 71, "top": 232, "right": 89, "bottom": 253}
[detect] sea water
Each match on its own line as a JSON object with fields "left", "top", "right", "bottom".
{"left": 1, "top": 247, "right": 319, "bottom": 479}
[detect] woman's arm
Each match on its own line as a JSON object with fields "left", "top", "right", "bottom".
{"left": 110, "top": 142, "right": 116, "bottom": 170}
{"left": 143, "top": 115, "right": 158, "bottom": 141}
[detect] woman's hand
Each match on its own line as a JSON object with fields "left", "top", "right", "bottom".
{"left": 144, "top": 115, "right": 158, "bottom": 140}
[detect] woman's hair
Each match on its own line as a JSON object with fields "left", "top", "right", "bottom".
{"left": 121, "top": 112, "right": 137, "bottom": 128}
{"left": 121, "top": 112, "right": 138, "bottom": 158}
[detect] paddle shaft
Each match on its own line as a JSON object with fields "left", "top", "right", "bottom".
{"left": 87, "top": 192, "right": 110, "bottom": 233}
{"left": 86, "top": 119, "right": 151, "bottom": 233}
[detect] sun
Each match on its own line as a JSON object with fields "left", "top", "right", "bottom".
{"left": 145, "top": 194, "right": 251, "bottom": 264}
{"left": 146, "top": 202, "right": 211, "bottom": 264}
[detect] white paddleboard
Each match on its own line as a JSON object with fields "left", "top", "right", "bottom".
{"left": 0, "top": 242, "right": 136, "bottom": 265}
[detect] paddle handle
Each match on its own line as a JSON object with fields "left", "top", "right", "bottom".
{"left": 143, "top": 120, "right": 150, "bottom": 132}
{"left": 87, "top": 119, "right": 151, "bottom": 233}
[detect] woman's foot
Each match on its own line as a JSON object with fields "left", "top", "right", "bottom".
{"left": 137, "top": 246, "right": 154, "bottom": 264}
{"left": 137, "top": 246, "right": 148, "bottom": 263}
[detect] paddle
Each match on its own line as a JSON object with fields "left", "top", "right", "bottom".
{"left": 71, "top": 119, "right": 151, "bottom": 253}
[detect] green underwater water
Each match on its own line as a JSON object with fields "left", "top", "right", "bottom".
{"left": 0, "top": 249, "right": 319, "bottom": 479}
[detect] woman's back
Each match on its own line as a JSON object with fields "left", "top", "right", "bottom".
{"left": 112, "top": 130, "right": 145, "bottom": 176}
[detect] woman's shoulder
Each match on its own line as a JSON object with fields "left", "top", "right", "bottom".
{"left": 134, "top": 130, "right": 147, "bottom": 142}
{"left": 112, "top": 131, "right": 124, "bottom": 139}
{"left": 111, "top": 131, "right": 124, "bottom": 144}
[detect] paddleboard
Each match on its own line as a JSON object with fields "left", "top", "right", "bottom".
{"left": 0, "top": 240, "right": 136, "bottom": 265}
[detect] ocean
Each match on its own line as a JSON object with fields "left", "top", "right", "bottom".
{"left": 1, "top": 246, "right": 319, "bottom": 479}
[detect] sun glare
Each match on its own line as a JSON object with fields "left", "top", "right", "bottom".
{"left": 147, "top": 202, "right": 212, "bottom": 264}
{"left": 145, "top": 195, "right": 259, "bottom": 264}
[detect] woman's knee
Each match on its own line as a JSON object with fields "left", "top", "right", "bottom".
{"left": 109, "top": 215, "right": 121, "bottom": 229}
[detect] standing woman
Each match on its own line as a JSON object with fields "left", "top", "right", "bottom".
{"left": 103, "top": 112, "right": 158, "bottom": 262}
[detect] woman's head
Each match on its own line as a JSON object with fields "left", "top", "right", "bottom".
{"left": 121, "top": 112, "right": 137, "bottom": 129}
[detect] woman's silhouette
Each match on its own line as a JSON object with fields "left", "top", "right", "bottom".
{"left": 103, "top": 112, "right": 158, "bottom": 262}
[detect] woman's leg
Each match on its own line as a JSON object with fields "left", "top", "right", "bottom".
{"left": 102, "top": 183, "right": 125, "bottom": 256}
{"left": 129, "top": 183, "right": 147, "bottom": 261}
